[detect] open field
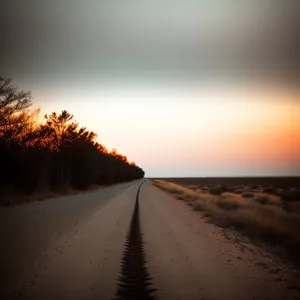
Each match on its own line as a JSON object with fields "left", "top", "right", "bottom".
{"left": 153, "top": 177, "right": 300, "bottom": 188}
{"left": 152, "top": 177, "right": 300, "bottom": 269}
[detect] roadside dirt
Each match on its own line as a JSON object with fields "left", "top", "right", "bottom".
{"left": 140, "top": 181, "right": 300, "bottom": 300}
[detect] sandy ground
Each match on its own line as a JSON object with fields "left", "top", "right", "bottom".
{"left": 1, "top": 179, "right": 300, "bottom": 300}
{"left": 0, "top": 180, "right": 141, "bottom": 299}
{"left": 140, "top": 180, "right": 300, "bottom": 300}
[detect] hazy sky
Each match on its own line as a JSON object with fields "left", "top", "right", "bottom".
{"left": 1, "top": 0, "right": 299, "bottom": 176}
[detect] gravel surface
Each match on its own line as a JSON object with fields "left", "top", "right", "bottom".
{"left": 0, "top": 180, "right": 139, "bottom": 299}
{"left": 1, "top": 179, "right": 299, "bottom": 300}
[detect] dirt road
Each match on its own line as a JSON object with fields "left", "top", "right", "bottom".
{"left": 1, "top": 179, "right": 299, "bottom": 300}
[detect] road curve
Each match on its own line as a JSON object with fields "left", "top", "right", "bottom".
{"left": 1, "top": 179, "right": 299, "bottom": 300}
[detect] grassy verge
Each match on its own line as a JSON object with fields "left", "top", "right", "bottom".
{"left": 152, "top": 179, "right": 300, "bottom": 268}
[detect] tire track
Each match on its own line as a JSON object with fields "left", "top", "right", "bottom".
{"left": 113, "top": 180, "right": 157, "bottom": 300}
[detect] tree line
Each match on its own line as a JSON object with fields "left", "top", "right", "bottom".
{"left": 0, "top": 77, "right": 144, "bottom": 202}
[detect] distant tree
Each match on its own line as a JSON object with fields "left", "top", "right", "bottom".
{"left": 41, "top": 110, "right": 97, "bottom": 150}
{"left": 0, "top": 109, "right": 41, "bottom": 147}
{"left": 42, "top": 110, "right": 75, "bottom": 150}
{"left": 110, "top": 148, "right": 128, "bottom": 162}
{"left": 0, "top": 78, "right": 145, "bottom": 203}
{"left": 0, "top": 77, "right": 32, "bottom": 128}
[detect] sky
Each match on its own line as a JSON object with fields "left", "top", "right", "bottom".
{"left": 1, "top": 0, "right": 299, "bottom": 177}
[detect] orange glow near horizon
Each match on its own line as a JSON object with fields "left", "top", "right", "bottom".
{"left": 34, "top": 84, "right": 300, "bottom": 176}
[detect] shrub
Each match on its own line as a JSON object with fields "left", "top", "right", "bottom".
{"left": 234, "top": 189, "right": 245, "bottom": 194}
{"left": 252, "top": 193, "right": 282, "bottom": 206}
{"left": 263, "top": 186, "right": 275, "bottom": 194}
{"left": 214, "top": 198, "right": 244, "bottom": 210}
{"left": 253, "top": 196, "right": 269, "bottom": 205}
{"left": 225, "top": 185, "right": 236, "bottom": 192}
{"left": 242, "top": 192, "right": 254, "bottom": 198}
{"left": 209, "top": 186, "right": 223, "bottom": 195}
{"left": 274, "top": 188, "right": 284, "bottom": 196}
{"left": 280, "top": 189, "right": 300, "bottom": 202}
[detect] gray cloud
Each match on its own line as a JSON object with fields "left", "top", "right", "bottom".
{"left": 0, "top": 0, "right": 299, "bottom": 88}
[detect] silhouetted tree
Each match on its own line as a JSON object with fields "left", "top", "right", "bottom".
{"left": 0, "top": 77, "right": 31, "bottom": 128}
{"left": 0, "top": 77, "right": 144, "bottom": 204}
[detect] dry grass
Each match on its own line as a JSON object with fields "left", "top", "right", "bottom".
{"left": 152, "top": 179, "right": 300, "bottom": 267}
{"left": 252, "top": 193, "right": 282, "bottom": 206}
{"left": 152, "top": 180, "right": 198, "bottom": 201}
